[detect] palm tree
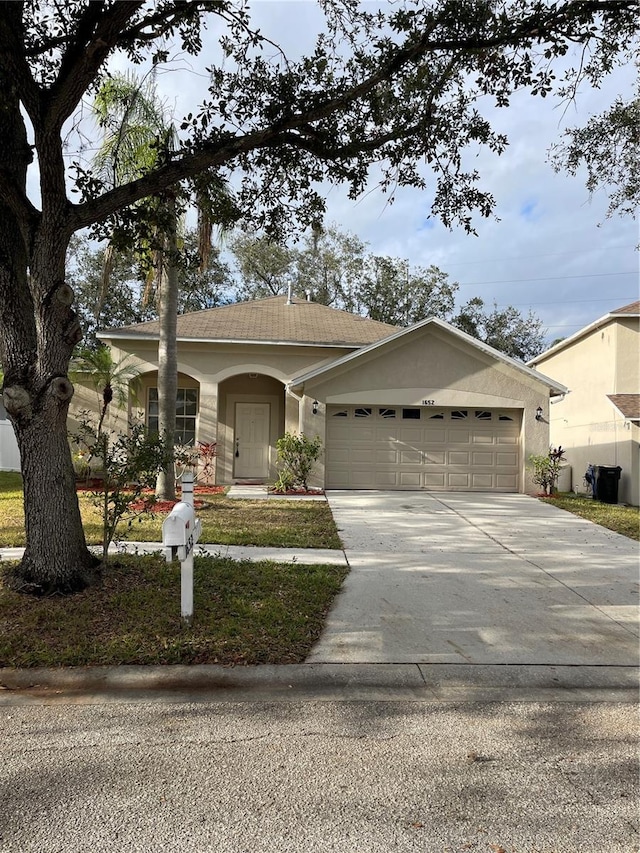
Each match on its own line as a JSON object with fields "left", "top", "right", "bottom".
{"left": 93, "top": 73, "right": 237, "bottom": 499}
{"left": 93, "top": 73, "right": 187, "bottom": 500}
{"left": 70, "top": 345, "right": 140, "bottom": 434}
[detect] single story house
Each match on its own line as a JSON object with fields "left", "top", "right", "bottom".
{"left": 95, "top": 293, "right": 565, "bottom": 493}
{"left": 529, "top": 300, "right": 639, "bottom": 506}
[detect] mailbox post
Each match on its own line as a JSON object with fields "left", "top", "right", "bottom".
{"left": 162, "top": 472, "right": 201, "bottom": 624}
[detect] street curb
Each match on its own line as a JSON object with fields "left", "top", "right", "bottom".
{"left": 1, "top": 662, "right": 637, "bottom": 706}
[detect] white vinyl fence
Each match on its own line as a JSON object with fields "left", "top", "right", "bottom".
{"left": 0, "top": 398, "right": 20, "bottom": 471}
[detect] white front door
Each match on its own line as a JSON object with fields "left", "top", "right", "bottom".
{"left": 234, "top": 403, "right": 270, "bottom": 479}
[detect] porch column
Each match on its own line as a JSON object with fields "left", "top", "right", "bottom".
{"left": 285, "top": 388, "right": 300, "bottom": 434}
{"left": 198, "top": 379, "right": 219, "bottom": 481}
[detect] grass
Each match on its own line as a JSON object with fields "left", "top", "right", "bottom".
{"left": 541, "top": 492, "right": 639, "bottom": 540}
{"left": 0, "top": 473, "right": 342, "bottom": 549}
{"left": 0, "top": 554, "right": 348, "bottom": 668}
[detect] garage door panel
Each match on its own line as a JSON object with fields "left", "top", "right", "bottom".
{"left": 447, "top": 430, "right": 471, "bottom": 444}
{"left": 326, "top": 447, "right": 350, "bottom": 465}
{"left": 327, "top": 423, "right": 351, "bottom": 441}
{"left": 351, "top": 469, "right": 376, "bottom": 487}
{"left": 375, "top": 471, "right": 400, "bottom": 486}
{"left": 400, "top": 472, "right": 422, "bottom": 487}
{"left": 472, "top": 473, "right": 494, "bottom": 489}
{"left": 472, "top": 433, "right": 494, "bottom": 445}
{"left": 424, "top": 472, "right": 446, "bottom": 487}
{"left": 326, "top": 406, "right": 521, "bottom": 492}
{"left": 425, "top": 428, "right": 447, "bottom": 442}
{"left": 472, "top": 451, "right": 494, "bottom": 465}
{"left": 449, "top": 473, "right": 470, "bottom": 488}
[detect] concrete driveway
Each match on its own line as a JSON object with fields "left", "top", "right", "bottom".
{"left": 308, "top": 491, "right": 639, "bottom": 666}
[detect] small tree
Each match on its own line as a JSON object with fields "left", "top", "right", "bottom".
{"left": 73, "top": 413, "right": 173, "bottom": 559}
{"left": 274, "top": 433, "right": 323, "bottom": 493}
{"left": 529, "top": 446, "right": 566, "bottom": 496}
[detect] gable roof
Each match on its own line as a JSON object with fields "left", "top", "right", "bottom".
{"left": 289, "top": 315, "right": 568, "bottom": 395}
{"left": 98, "top": 295, "right": 398, "bottom": 348}
{"left": 607, "top": 394, "right": 640, "bottom": 422}
{"left": 528, "top": 300, "right": 640, "bottom": 366}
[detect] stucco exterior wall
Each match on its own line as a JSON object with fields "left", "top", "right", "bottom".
{"left": 298, "top": 327, "right": 553, "bottom": 494}
{"left": 534, "top": 318, "right": 640, "bottom": 506}
{"left": 96, "top": 339, "right": 355, "bottom": 485}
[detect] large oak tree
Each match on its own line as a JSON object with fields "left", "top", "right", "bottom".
{"left": 0, "top": 0, "right": 637, "bottom": 592}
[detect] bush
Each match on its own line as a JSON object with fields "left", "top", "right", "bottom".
{"left": 274, "top": 432, "right": 323, "bottom": 491}
{"left": 529, "top": 446, "right": 566, "bottom": 495}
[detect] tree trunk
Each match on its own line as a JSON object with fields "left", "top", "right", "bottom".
{"left": 0, "top": 64, "right": 98, "bottom": 594}
{"left": 155, "top": 197, "right": 178, "bottom": 500}
{"left": 11, "top": 416, "right": 101, "bottom": 594}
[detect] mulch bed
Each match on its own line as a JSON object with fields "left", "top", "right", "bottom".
{"left": 269, "top": 488, "right": 325, "bottom": 496}
{"left": 75, "top": 480, "right": 225, "bottom": 513}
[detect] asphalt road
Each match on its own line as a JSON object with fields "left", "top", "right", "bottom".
{"left": 1, "top": 697, "right": 637, "bottom": 853}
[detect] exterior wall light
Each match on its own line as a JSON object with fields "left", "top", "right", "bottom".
{"left": 535, "top": 406, "right": 544, "bottom": 421}
{"left": 312, "top": 400, "right": 319, "bottom": 415}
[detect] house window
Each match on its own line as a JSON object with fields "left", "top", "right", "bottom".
{"left": 379, "top": 408, "right": 396, "bottom": 419}
{"left": 354, "top": 407, "right": 372, "bottom": 418}
{"left": 429, "top": 412, "right": 444, "bottom": 420}
{"left": 148, "top": 387, "right": 198, "bottom": 445}
{"left": 475, "top": 410, "right": 492, "bottom": 421}
{"left": 499, "top": 414, "right": 515, "bottom": 421}
{"left": 332, "top": 409, "right": 348, "bottom": 417}
{"left": 451, "top": 410, "right": 468, "bottom": 420}
{"left": 402, "top": 408, "right": 420, "bottom": 420}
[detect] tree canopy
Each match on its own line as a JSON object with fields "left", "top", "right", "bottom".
{"left": 549, "top": 69, "right": 640, "bottom": 219}
{"left": 0, "top": 0, "right": 637, "bottom": 591}
{"left": 452, "top": 297, "right": 546, "bottom": 360}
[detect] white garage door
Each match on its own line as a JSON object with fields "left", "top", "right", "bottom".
{"left": 326, "top": 405, "right": 521, "bottom": 491}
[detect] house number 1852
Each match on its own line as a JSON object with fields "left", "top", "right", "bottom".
{"left": 422, "top": 399, "right": 435, "bottom": 406}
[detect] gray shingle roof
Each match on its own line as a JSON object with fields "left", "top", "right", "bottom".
{"left": 100, "top": 295, "right": 398, "bottom": 347}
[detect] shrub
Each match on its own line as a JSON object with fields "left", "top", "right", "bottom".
{"left": 274, "top": 432, "right": 323, "bottom": 492}
{"left": 529, "top": 446, "right": 566, "bottom": 495}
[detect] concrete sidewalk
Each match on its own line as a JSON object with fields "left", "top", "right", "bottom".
{"left": 0, "top": 541, "right": 347, "bottom": 565}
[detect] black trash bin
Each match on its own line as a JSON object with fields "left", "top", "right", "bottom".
{"left": 595, "top": 465, "right": 622, "bottom": 504}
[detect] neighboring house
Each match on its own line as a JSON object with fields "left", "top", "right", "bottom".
{"left": 0, "top": 396, "right": 20, "bottom": 471}
{"left": 529, "top": 301, "right": 640, "bottom": 506}
{"left": 96, "top": 293, "right": 565, "bottom": 493}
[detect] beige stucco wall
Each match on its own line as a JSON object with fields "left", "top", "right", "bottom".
{"left": 96, "top": 339, "right": 355, "bottom": 485}
{"left": 297, "top": 326, "right": 554, "bottom": 493}
{"left": 534, "top": 318, "right": 640, "bottom": 506}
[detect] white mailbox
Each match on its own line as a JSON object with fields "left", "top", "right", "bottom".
{"left": 162, "top": 501, "right": 201, "bottom": 562}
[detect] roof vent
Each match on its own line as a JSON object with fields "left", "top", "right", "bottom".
{"left": 286, "top": 282, "right": 294, "bottom": 305}
{"left": 305, "top": 290, "right": 312, "bottom": 302}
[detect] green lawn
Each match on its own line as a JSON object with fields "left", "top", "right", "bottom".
{"left": 0, "top": 553, "right": 348, "bottom": 667}
{"left": 540, "top": 492, "right": 639, "bottom": 540}
{"left": 0, "top": 473, "right": 342, "bottom": 549}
